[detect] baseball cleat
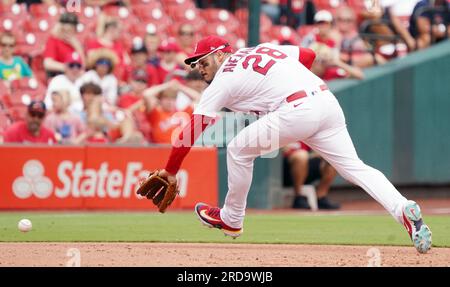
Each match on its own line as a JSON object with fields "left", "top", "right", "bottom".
{"left": 194, "top": 203, "right": 243, "bottom": 238}
{"left": 402, "top": 200, "right": 432, "bottom": 254}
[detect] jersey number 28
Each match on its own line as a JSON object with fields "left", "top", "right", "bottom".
{"left": 242, "top": 47, "right": 287, "bottom": 76}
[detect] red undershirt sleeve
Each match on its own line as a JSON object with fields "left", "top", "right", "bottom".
{"left": 298, "top": 47, "right": 316, "bottom": 70}
{"left": 165, "top": 114, "right": 213, "bottom": 174}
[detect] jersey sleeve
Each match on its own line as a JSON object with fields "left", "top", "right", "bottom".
{"left": 193, "top": 77, "right": 230, "bottom": 118}
{"left": 275, "top": 45, "right": 316, "bottom": 70}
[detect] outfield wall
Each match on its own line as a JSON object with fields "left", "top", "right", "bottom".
{"left": 0, "top": 145, "right": 218, "bottom": 210}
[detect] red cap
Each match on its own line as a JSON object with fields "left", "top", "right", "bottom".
{"left": 158, "top": 39, "right": 182, "bottom": 53}
{"left": 65, "top": 52, "right": 82, "bottom": 65}
{"left": 184, "top": 35, "right": 232, "bottom": 65}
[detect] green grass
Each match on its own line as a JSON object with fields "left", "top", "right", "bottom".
{"left": 0, "top": 212, "right": 449, "bottom": 247}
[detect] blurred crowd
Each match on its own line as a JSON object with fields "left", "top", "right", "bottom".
{"left": 0, "top": 0, "right": 448, "bottom": 144}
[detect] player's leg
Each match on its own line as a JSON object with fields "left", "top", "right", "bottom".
{"left": 303, "top": 92, "right": 431, "bottom": 252}
{"left": 222, "top": 107, "right": 321, "bottom": 229}
{"left": 303, "top": 95, "right": 408, "bottom": 222}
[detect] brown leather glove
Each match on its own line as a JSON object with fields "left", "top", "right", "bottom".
{"left": 136, "top": 170, "right": 179, "bottom": 213}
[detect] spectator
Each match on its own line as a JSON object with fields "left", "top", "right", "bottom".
{"left": 310, "top": 42, "right": 364, "bottom": 80}
{"left": 122, "top": 41, "right": 159, "bottom": 87}
{"left": 78, "top": 48, "right": 119, "bottom": 106}
{"left": 409, "top": 0, "right": 450, "bottom": 50}
{"left": 302, "top": 10, "right": 338, "bottom": 49}
{"left": 79, "top": 82, "right": 143, "bottom": 144}
{"left": 44, "top": 52, "right": 84, "bottom": 113}
{"left": 143, "top": 80, "right": 194, "bottom": 144}
{"left": 154, "top": 39, "right": 185, "bottom": 84}
{"left": 334, "top": 6, "right": 387, "bottom": 68}
{"left": 176, "top": 23, "right": 196, "bottom": 62}
{"left": 262, "top": 0, "right": 281, "bottom": 24}
{"left": 86, "top": 14, "right": 131, "bottom": 80}
{"left": 358, "top": 0, "right": 417, "bottom": 56}
{"left": 175, "top": 70, "right": 204, "bottom": 111}
{"left": 280, "top": 0, "right": 317, "bottom": 28}
{"left": 144, "top": 31, "right": 161, "bottom": 66}
{"left": 43, "top": 90, "right": 86, "bottom": 144}
{"left": 0, "top": 32, "right": 32, "bottom": 82}
{"left": 117, "top": 68, "right": 153, "bottom": 140}
{"left": 3, "top": 100, "right": 56, "bottom": 144}
{"left": 284, "top": 142, "right": 340, "bottom": 210}
{"left": 43, "top": 12, "right": 85, "bottom": 78}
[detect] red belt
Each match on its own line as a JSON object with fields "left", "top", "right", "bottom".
{"left": 286, "top": 84, "right": 329, "bottom": 103}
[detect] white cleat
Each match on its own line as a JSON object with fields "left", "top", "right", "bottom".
{"left": 402, "top": 200, "right": 432, "bottom": 254}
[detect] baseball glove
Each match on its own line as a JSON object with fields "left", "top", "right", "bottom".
{"left": 136, "top": 170, "right": 179, "bottom": 213}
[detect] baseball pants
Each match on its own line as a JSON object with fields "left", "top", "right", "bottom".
{"left": 221, "top": 89, "right": 408, "bottom": 228}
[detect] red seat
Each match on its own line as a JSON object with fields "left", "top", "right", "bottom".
{"left": 0, "top": 13, "right": 28, "bottom": 32}
{"left": 14, "top": 32, "right": 48, "bottom": 58}
{"left": 270, "top": 25, "right": 301, "bottom": 44}
{"left": 165, "top": 5, "right": 202, "bottom": 21}
{"left": 7, "top": 105, "right": 28, "bottom": 122}
{"left": 0, "top": 3, "right": 28, "bottom": 17}
{"left": 235, "top": 8, "right": 273, "bottom": 33}
{"left": 101, "top": 5, "right": 133, "bottom": 19}
{"left": 297, "top": 25, "right": 317, "bottom": 39}
{"left": 10, "top": 78, "right": 46, "bottom": 98}
{"left": 161, "top": 0, "right": 195, "bottom": 10}
{"left": 201, "top": 8, "right": 240, "bottom": 31}
{"left": 133, "top": 4, "right": 167, "bottom": 21}
{"left": 313, "top": 0, "right": 344, "bottom": 10}
{"left": 129, "top": 20, "right": 171, "bottom": 37}
{"left": 0, "top": 109, "right": 12, "bottom": 136}
{"left": 202, "top": 23, "right": 235, "bottom": 38}
{"left": 24, "top": 17, "right": 58, "bottom": 33}
{"left": 28, "top": 3, "right": 61, "bottom": 18}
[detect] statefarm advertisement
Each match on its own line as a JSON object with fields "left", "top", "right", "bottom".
{"left": 0, "top": 145, "right": 218, "bottom": 210}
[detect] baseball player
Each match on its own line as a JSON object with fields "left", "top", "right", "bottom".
{"left": 137, "top": 35, "right": 432, "bottom": 253}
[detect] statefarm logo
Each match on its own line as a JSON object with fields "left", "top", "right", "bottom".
{"left": 12, "top": 160, "right": 188, "bottom": 199}
{"left": 13, "top": 160, "right": 53, "bottom": 199}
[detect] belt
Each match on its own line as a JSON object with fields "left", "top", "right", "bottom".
{"left": 286, "top": 84, "right": 329, "bottom": 103}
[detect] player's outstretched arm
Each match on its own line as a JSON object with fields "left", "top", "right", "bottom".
{"left": 135, "top": 113, "right": 213, "bottom": 212}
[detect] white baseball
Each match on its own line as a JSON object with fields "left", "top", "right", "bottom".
{"left": 18, "top": 219, "right": 32, "bottom": 232}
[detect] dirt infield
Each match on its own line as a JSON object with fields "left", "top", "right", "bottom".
{"left": 1, "top": 242, "right": 449, "bottom": 267}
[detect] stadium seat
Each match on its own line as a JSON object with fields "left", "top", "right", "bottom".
{"left": 270, "top": 25, "right": 301, "bottom": 45}
{"left": 161, "top": 0, "right": 196, "bottom": 9}
{"left": 0, "top": 13, "right": 27, "bottom": 32}
{"left": 201, "top": 23, "right": 236, "bottom": 38}
{"left": 166, "top": 6, "right": 206, "bottom": 31}
{"left": 10, "top": 78, "right": 46, "bottom": 99}
{"left": 7, "top": 104, "right": 27, "bottom": 122}
{"left": 200, "top": 8, "right": 240, "bottom": 32}
{"left": 313, "top": 0, "right": 344, "bottom": 11}
{"left": 0, "top": 3, "right": 28, "bottom": 18}
{"left": 129, "top": 20, "right": 171, "bottom": 37}
{"left": 24, "top": 17, "right": 58, "bottom": 33}
{"left": 0, "top": 109, "right": 12, "bottom": 135}
{"left": 133, "top": 3, "right": 168, "bottom": 22}
{"left": 101, "top": 5, "right": 132, "bottom": 19}
{"left": 235, "top": 8, "right": 273, "bottom": 33}
{"left": 297, "top": 25, "right": 317, "bottom": 39}
{"left": 14, "top": 32, "right": 48, "bottom": 58}
{"left": 28, "top": 3, "right": 61, "bottom": 18}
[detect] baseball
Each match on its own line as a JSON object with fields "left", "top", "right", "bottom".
{"left": 18, "top": 219, "right": 32, "bottom": 233}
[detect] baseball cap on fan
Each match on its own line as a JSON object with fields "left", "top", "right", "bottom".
{"left": 314, "top": 10, "right": 333, "bottom": 23}
{"left": 184, "top": 35, "right": 232, "bottom": 68}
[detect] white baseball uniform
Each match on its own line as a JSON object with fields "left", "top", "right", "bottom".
{"left": 193, "top": 43, "right": 408, "bottom": 229}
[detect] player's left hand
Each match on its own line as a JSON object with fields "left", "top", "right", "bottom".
{"left": 136, "top": 169, "right": 179, "bottom": 213}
